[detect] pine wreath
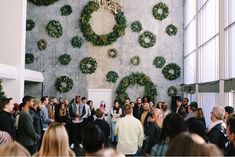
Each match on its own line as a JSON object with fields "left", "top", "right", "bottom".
{"left": 166, "top": 24, "right": 177, "bottom": 36}
{"left": 46, "top": 20, "right": 63, "bottom": 38}
{"left": 139, "top": 31, "right": 156, "bottom": 48}
{"left": 108, "top": 48, "right": 118, "bottom": 58}
{"left": 71, "top": 36, "right": 83, "bottom": 48}
{"left": 152, "top": 2, "right": 169, "bottom": 21}
{"left": 60, "top": 5, "right": 72, "bottom": 16}
{"left": 0, "top": 79, "right": 7, "bottom": 100}
{"left": 26, "top": 19, "right": 35, "bottom": 31}
{"left": 28, "top": 0, "right": 59, "bottom": 6}
{"left": 80, "top": 57, "right": 97, "bottom": 74}
{"left": 106, "top": 71, "right": 119, "bottom": 83}
{"left": 131, "top": 21, "right": 142, "bottom": 32}
{"left": 153, "top": 56, "right": 166, "bottom": 68}
{"left": 58, "top": 54, "right": 71, "bottom": 65}
{"left": 54, "top": 76, "right": 74, "bottom": 93}
{"left": 167, "top": 86, "right": 177, "bottom": 97}
{"left": 80, "top": 1, "right": 127, "bottom": 46}
{"left": 25, "top": 53, "right": 35, "bottom": 64}
{"left": 131, "top": 55, "right": 140, "bottom": 66}
{"left": 162, "top": 63, "right": 181, "bottom": 80}
{"left": 37, "top": 39, "right": 47, "bottom": 51}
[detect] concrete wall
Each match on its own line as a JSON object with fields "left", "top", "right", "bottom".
{"left": 26, "top": 0, "right": 184, "bottom": 102}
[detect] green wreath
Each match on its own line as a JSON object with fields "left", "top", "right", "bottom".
{"left": 71, "top": 36, "right": 83, "bottom": 48}
{"left": 166, "top": 24, "right": 177, "bottom": 36}
{"left": 167, "top": 86, "right": 177, "bottom": 97}
{"left": 152, "top": 2, "right": 169, "bottom": 21}
{"left": 116, "top": 72, "right": 157, "bottom": 105}
{"left": 139, "top": 31, "right": 156, "bottom": 48}
{"left": 131, "top": 21, "right": 142, "bottom": 32}
{"left": 54, "top": 76, "right": 74, "bottom": 93}
{"left": 46, "top": 20, "right": 63, "bottom": 38}
{"left": 25, "top": 53, "right": 35, "bottom": 64}
{"left": 80, "top": 1, "right": 127, "bottom": 46}
{"left": 80, "top": 57, "right": 97, "bottom": 74}
{"left": 131, "top": 56, "right": 140, "bottom": 66}
{"left": 106, "top": 71, "right": 119, "bottom": 83}
{"left": 58, "top": 54, "right": 71, "bottom": 65}
{"left": 28, "top": 0, "right": 58, "bottom": 6}
{"left": 60, "top": 5, "right": 72, "bottom": 16}
{"left": 37, "top": 39, "right": 47, "bottom": 51}
{"left": 153, "top": 56, "right": 166, "bottom": 68}
{"left": 108, "top": 48, "right": 117, "bottom": 58}
{"left": 26, "top": 19, "right": 35, "bottom": 31}
{"left": 0, "top": 79, "right": 7, "bottom": 100}
{"left": 162, "top": 63, "right": 181, "bottom": 80}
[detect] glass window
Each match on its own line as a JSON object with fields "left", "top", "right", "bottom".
{"left": 184, "top": 51, "right": 196, "bottom": 84}
{"left": 184, "top": 19, "right": 196, "bottom": 56}
{"left": 184, "top": 0, "right": 197, "bottom": 27}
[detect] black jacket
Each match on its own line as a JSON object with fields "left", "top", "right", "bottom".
{"left": 133, "top": 104, "right": 143, "bottom": 120}
{"left": 93, "top": 119, "right": 110, "bottom": 139}
{"left": 0, "top": 110, "right": 15, "bottom": 139}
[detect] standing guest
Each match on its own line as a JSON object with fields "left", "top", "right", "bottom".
{"left": 81, "top": 97, "right": 91, "bottom": 126}
{"left": 142, "top": 96, "right": 150, "bottom": 103}
{"left": 100, "top": 101, "right": 108, "bottom": 121}
{"left": 130, "top": 101, "right": 135, "bottom": 108}
{"left": 161, "top": 102, "right": 171, "bottom": 119}
{"left": 55, "top": 102, "right": 69, "bottom": 125}
{"left": 110, "top": 100, "right": 122, "bottom": 143}
{"left": 133, "top": 97, "right": 143, "bottom": 120}
{"left": 18, "top": 96, "right": 40, "bottom": 155}
{"left": 40, "top": 96, "right": 54, "bottom": 132}
{"left": 184, "top": 101, "right": 198, "bottom": 120}
{"left": 115, "top": 104, "right": 144, "bottom": 156}
{"left": 34, "top": 122, "right": 75, "bottom": 157}
{"left": 197, "top": 108, "right": 206, "bottom": 125}
{"left": 13, "top": 103, "right": 20, "bottom": 118}
{"left": 140, "top": 102, "right": 152, "bottom": 138}
{"left": 225, "top": 114, "right": 235, "bottom": 156}
{"left": 0, "top": 97, "right": 15, "bottom": 140}
{"left": 182, "top": 98, "right": 189, "bottom": 108}
{"left": 87, "top": 100, "right": 95, "bottom": 123}
{"left": 156, "top": 102, "right": 162, "bottom": 110}
{"left": 224, "top": 106, "right": 234, "bottom": 122}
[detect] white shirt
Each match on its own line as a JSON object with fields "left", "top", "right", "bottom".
{"left": 115, "top": 114, "right": 144, "bottom": 155}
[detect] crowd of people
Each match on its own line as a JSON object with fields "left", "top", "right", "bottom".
{"left": 0, "top": 94, "right": 235, "bottom": 156}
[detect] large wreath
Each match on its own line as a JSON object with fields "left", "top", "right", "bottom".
{"left": 166, "top": 24, "right": 177, "bottom": 36}
{"left": 37, "top": 39, "right": 47, "bottom": 51}
{"left": 80, "top": 57, "right": 97, "bottom": 74}
{"left": 167, "top": 86, "right": 177, "bottom": 97}
{"left": 106, "top": 71, "right": 119, "bottom": 83}
{"left": 54, "top": 76, "right": 74, "bottom": 93}
{"left": 152, "top": 2, "right": 169, "bottom": 21}
{"left": 26, "top": 19, "right": 35, "bottom": 31}
{"left": 153, "top": 56, "right": 166, "bottom": 68}
{"left": 25, "top": 53, "right": 35, "bottom": 64}
{"left": 46, "top": 20, "right": 63, "bottom": 38}
{"left": 162, "top": 63, "right": 181, "bottom": 80}
{"left": 116, "top": 72, "right": 157, "bottom": 104}
{"left": 80, "top": 1, "right": 127, "bottom": 46}
{"left": 71, "top": 36, "right": 83, "bottom": 48}
{"left": 131, "top": 21, "right": 142, "bottom": 33}
{"left": 58, "top": 54, "right": 71, "bottom": 65}
{"left": 28, "top": 0, "right": 58, "bottom": 6}
{"left": 139, "top": 31, "right": 156, "bottom": 48}
{"left": 131, "top": 55, "right": 140, "bottom": 66}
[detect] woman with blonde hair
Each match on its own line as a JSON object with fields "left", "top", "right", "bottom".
{"left": 0, "top": 142, "right": 30, "bottom": 156}
{"left": 34, "top": 122, "right": 75, "bottom": 157}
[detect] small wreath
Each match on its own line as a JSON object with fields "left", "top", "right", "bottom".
{"left": 106, "top": 71, "right": 119, "bottom": 83}
{"left": 58, "top": 54, "right": 71, "bottom": 65}
{"left": 166, "top": 24, "right": 177, "bottom": 36}
{"left": 54, "top": 76, "right": 74, "bottom": 93}
{"left": 80, "top": 57, "right": 97, "bottom": 74}
{"left": 71, "top": 36, "right": 83, "bottom": 48}
{"left": 167, "top": 86, "right": 177, "bottom": 97}
{"left": 26, "top": 19, "right": 35, "bottom": 31}
{"left": 131, "top": 21, "right": 142, "bottom": 32}
{"left": 80, "top": 1, "right": 127, "bottom": 46}
{"left": 152, "top": 2, "right": 169, "bottom": 21}
{"left": 153, "top": 56, "right": 166, "bottom": 68}
{"left": 108, "top": 49, "right": 118, "bottom": 58}
{"left": 46, "top": 20, "right": 63, "bottom": 38}
{"left": 131, "top": 55, "right": 140, "bottom": 66}
{"left": 162, "top": 63, "right": 181, "bottom": 80}
{"left": 28, "top": 0, "right": 58, "bottom": 6}
{"left": 37, "top": 39, "right": 47, "bottom": 51}
{"left": 60, "top": 5, "right": 72, "bottom": 16}
{"left": 139, "top": 31, "right": 156, "bottom": 48}
{"left": 25, "top": 53, "right": 35, "bottom": 64}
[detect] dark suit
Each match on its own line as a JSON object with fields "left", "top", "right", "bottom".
{"left": 94, "top": 118, "right": 110, "bottom": 139}
{"left": 0, "top": 110, "right": 15, "bottom": 140}
{"left": 133, "top": 104, "right": 143, "bottom": 120}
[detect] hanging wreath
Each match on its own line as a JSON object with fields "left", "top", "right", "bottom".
{"left": 116, "top": 72, "right": 157, "bottom": 105}
{"left": 131, "top": 55, "right": 140, "bottom": 66}
{"left": 162, "top": 63, "right": 181, "bottom": 80}
{"left": 80, "top": 1, "right": 127, "bottom": 46}
{"left": 37, "top": 39, "right": 47, "bottom": 51}
{"left": 54, "top": 76, "right": 74, "bottom": 93}
{"left": 71, "top": 36, "right": 83, "bottom": 48}
{"left": 46, "top": 20, "right": 63, "bottom": 38}
{"left": 108, "top": 48, "right": 118, "bottom": 58}
{"left": 60, "top": 5, "right": 72, "bottom": 16}
{"left": 152, "top": 2, "right": 169, "bottom": 21}
{"left": 106, "top": 71, "right": 119, "bottom": 83}
{"left": 26, "top": 19, "right": 35, "bottom": 31}
{"left": 139, "top": 31, "right": 156, "bottom": 48}
{"left": 131, "top": 21, "right": 142, "bottom": 32}
{"left": 25, "top": 53, "right": 35, "bottom": 64}
{"left": 167, "top": 86, "right": 177, "bottom": 97}
{"left": 166, "top": 24, "right": 177, "bottom": 36}
{"left": 58, "top": 54, "right": 71, "bottom": 65}
{"left": 0, "top": 79, "right": 7, "bottom": 100}
{"left": 153, "top": 56, "right": 166, "bottom": 68}
{"left": 28, "top": 0, "right": 58, "bottom": 6}
{"left": 80, "top": 57, "right": 97, "bottom": 74}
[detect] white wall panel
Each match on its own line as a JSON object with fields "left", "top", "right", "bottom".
{"left": 184, "top": 0, "right": 197, "bottom": 27}
{"left": 184, "top": 19, "right": 196, "bottom": 56}
{"left": 184, "top": 52, "right": 196, "bottom": 84}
